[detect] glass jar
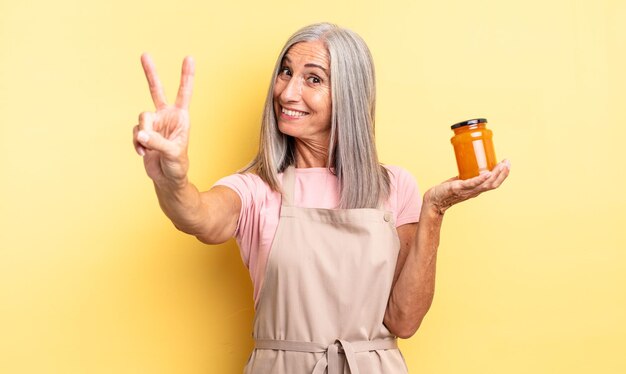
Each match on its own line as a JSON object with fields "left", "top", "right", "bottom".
{"left": 450, "top": 118, "right": 497, "bottom": 180}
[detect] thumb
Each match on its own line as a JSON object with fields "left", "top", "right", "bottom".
{"left": 136, "top": 130, "right": 178, "bottom": 157}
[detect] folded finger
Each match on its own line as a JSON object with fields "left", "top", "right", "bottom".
{"left": 136, "top": 129, "right": 178, "bottom": 158}
{"left": 138, "top": 111, "right": 155, "bottom": 132}
{"left": 132, "top": 125, "right": 146, "bottom": 156}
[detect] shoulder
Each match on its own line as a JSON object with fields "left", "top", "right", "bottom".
{"left": 384, "top": 165, "right": 418, "bottom": 191}
{"left": 214, "top": 172, "right": 271, "bottom": 192}
{"left": 213, "top": 172, "right": 275, "bottom": 207}
{"left": 382, "top": 165, "right": 422, "bottom": 226}
{"left": 213, "top": 171, "right": 281, "bottom": 242}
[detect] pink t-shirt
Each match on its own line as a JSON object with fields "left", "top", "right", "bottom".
{"left": 214, "top": 165, "right": 422, "bottom": 306}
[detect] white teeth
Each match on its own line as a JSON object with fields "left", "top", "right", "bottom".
{"left": 282, "top": 108, "right": 307, "bottom": 117}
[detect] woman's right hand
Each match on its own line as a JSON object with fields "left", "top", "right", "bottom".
{"left": 133, "top": 53, "right": 195, "bottom": 189}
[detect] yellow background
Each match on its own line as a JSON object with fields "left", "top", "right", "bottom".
{"left": 1, "top": 0, "right": 625, "bottom": 372}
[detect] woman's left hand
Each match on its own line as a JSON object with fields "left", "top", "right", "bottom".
{"left": 424, "top": 159, "right": 511, "bottom": 215}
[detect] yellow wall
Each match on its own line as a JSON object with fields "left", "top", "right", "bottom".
{"left": 1, "top": 0, "right": 624, "bottom": 372}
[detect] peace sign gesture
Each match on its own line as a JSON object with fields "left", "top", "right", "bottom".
{"left": 133, "top": 53, "right": 195, "bottom": 188}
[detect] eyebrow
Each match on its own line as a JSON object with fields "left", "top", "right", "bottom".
{"left": 283, "top": 56, "right": 329, "bottom": 75}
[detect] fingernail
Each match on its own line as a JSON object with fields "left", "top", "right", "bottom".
{"left": 504, "top": 159, "right": 511, "bottom": 169}
{"left": 137, "top": 130, "right": 149, "bottom": 143}
{"left": 137, "top": 146, "right": 145, "bottom": 156}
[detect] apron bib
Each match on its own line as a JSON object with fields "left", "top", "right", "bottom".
{"left": 244, "top": 167, "right": 408, "bottom": 374}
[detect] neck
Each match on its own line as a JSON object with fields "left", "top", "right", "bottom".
{"left": 294, "top": 138, "right": 329, "bottom": 168}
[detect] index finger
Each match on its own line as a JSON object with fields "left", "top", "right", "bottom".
{"left": 175, "top": 56, "right": 195, "bottom": 109}
{"left": 141, "top": 53, "right": 168, "bottom": 109}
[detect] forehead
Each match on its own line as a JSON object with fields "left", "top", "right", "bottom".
{"left": 284, "top": 40, "right": 330, "bottom": 68}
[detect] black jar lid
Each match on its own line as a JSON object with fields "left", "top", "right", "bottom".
{"left": 451, "top": 118, "right": 487, "bottom": 130}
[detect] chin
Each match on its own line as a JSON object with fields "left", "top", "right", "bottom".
{"left": 277, "top": 122, "right": 299, "bottom": 138}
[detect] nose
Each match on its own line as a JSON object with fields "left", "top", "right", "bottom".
{"left": 280, "top": 76, "right": 303, "bottom": 103}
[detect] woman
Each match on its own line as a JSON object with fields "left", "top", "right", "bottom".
{"left": 132, "top": 23, "right": 510, "bottom": 373}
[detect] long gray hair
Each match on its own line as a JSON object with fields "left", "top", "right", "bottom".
{"left": 243, "top": 22, "right": 390, "bottom": 209}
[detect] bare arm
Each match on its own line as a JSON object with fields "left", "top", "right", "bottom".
{"left": 153, "top": 182, "right": 240, "bottom": 245}
{"left": 384, "top": 160, "right": 511, "bottom": 338}
{"left": 384, "top": 210, "right": 441, "bottom": 339}
{"left": 133, "top": 54, "right": 239, "bottom": 244}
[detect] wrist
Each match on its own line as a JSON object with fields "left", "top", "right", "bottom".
{"left": 423, "top": 189, "right": 449, "bottom": 217}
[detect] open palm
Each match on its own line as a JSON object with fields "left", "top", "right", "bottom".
{"left": 425, "top": 160, "right": 511, "bottom": 214}
{"left": 133, "top": 53, "right": 195, "bottom": 187}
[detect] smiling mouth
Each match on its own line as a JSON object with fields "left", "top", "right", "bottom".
{"left": 281, "top": 107, "right": 309, "bottom": 117}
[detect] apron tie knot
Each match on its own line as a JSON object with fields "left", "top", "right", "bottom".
{"left": 256, "top": 338, "right": 397, "bottom": 374}
{"left": 312, "top": 339, "right": 360, "bottom": 374}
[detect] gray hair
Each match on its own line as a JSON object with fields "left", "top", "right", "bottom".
{"left": 242, "top": 22, "right": 390, "bottom": 209}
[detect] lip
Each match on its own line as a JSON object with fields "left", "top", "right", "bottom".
{"left": 279, "top": 105, "right": 309, "bottom": 120}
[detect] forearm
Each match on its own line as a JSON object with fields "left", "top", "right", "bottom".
{"left": 384, "top": 161, "right": 510, "bottom": 338}
{"left": 153, "top": 178, "right": 208, "bottom": 237}
{"left": 385, "top": 203, "right": 443, "bottom": 338}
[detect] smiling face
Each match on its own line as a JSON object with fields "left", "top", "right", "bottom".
{"left": 273, "top": 40, "right": 332, "bottom": 146}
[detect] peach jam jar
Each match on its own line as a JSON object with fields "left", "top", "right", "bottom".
{"left": 450, "top": 118, "right": 497, "bottom": 180}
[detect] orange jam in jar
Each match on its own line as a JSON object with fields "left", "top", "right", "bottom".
{"left": 450, "top": 118, "right": 497, "bottom": 180}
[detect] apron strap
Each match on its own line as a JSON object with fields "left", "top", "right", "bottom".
{"left": 281, "top": 166, "right": 296, "bottom": 207}
{"left": 255, "top": 338, "right": 398, "bottom": 374}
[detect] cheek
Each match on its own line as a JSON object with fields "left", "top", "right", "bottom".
{"left": 273, "top": 79, "right": 286, "bottom": 99}
{"left": 272, "top": 84, "right": 281, "bottom": 100}
{"left": 272, "top": 87, "right": 282, "bottom": 113}
{"left": 317, "top": 92, "right": 332, "bottom": 115}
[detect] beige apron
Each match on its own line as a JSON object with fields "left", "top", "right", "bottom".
{"left": 244, "top": 167, "right": 408, "bottom": 374}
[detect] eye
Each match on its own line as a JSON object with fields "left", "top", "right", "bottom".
{"left": 307, "top": 76, "right": 321, "bottom": 84}
{"left": 279, "top": 66, "right": 292, "bottom": 77}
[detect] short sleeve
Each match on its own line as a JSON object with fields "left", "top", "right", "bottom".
{"left": 213, "top": 173, "right": 265, "bottom": 267}
{"left": 386, "top": 166, "right": 422, "bottom": 227}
